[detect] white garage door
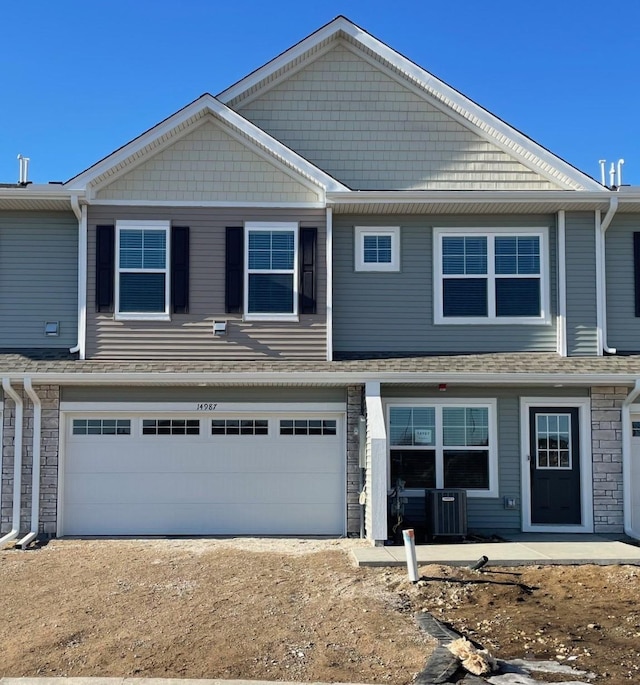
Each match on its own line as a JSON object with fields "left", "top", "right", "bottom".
{"left": 62, "top": 412, "right": 345, "bottom": 536}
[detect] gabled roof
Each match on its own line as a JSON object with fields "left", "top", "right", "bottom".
{"left": 65, "top": 93, "right": 349, "bottom": 196}
{"left": 219, "top": 16, "right": 603, "bottom": 193}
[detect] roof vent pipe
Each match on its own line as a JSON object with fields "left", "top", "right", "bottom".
{"left": 617, "top": 159, "right": 625, "bottom": 187}
{"left": 17, "top": 154, "right": 30, "bottom": 185}
{"left": 609, "top": 162, "right": 616, "bottom": 188}
{"left": 599, "top": 160, "right": 606, "bottom": 186}
{"left": 0, "top": 379, "right": 23, "bottom": 549}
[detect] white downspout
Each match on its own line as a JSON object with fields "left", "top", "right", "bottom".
{"left": 17, "top": 379, "right": 41, "bottom": 549}
{"left": 0, "top": 379, "right": 23, "bottom": 549}
{"left": 598, "top": 197, "right": 619, "bottom": 354}
{"left": 69, "top": 196, "right": 87, "bottom": 359}
{"left": 326, "top": 207, "right": 333, "bottom": 362}
{"left": 622, "top": 379, "right": 640, "bottom": 539}
{"left": 556, "top": 210, "right": 567, "bottom": 357}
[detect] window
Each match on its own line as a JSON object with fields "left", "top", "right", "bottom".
{"left": 142, "top": 419, "right": 200, "bottom": 435}
{"left": 280, "top": 419, "right": 337, "bottom": 436}
{"left": 116, "top": 220, "right": 170, "bottom": 319}
{"left": 355, "top": 227, "right": 400, "bottom": 271}
{"left": 434, "top": 228, "right": 549, "bottom": 325}
{"left": 72, "top": 419, "right": 131, "bottom": 435}
{"left": 245, "top": 222, "right": 298, "bottom": 319}
{"left": 212, "top": 419, "right": 268, "bottom": 435}
{"left": 388, "top": 400, "right": 497, "bottom": 496}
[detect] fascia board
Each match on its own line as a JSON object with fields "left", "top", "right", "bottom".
{"left": 219, "top": 17, "right": 602, "bottom": 192}
{"left": 327, "top": 190, "right": 615, "bottom": 205}
{"left": 0, "top": 186, "right": 77, "bottom": 200}
{"left": 4, "top": 371, "right": 640, "bottom": 386}
{"left": 65, "top": 94, "right": 347, "bottom": 194}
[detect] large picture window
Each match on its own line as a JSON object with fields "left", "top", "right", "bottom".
{"left": 116, "top": 221, "right": 170, "bottom": 319}
{"left": 245, "top": 222, "right": 298, "bottom": 319}
{"left": 434, "top": 228, "right": 549, "bottom": 325}
{"left": 388, "top": 400, "right": 498, "bottom": 496}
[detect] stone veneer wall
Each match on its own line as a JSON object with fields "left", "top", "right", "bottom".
{"left": 346, "top": 385, "right": 364, "bottom": 535}
{"left": 591, "top": 386, "right": 625, "bottom": 534}
{"left": 1, "top": 385, "right": 60, "bottom": 536}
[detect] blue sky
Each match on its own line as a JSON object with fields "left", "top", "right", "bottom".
{"left": 2, "top": 0, "right": 639, "bottom": 186}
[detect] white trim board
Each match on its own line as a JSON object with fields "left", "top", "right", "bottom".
{"left": 59, "top": 402, "right": 347, "bottom": 413}
{"left": 520, "top": 397, "right": 593, "bottom": 533}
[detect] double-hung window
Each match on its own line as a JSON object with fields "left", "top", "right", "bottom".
{"left": 245, "top": 221, "right": 298, "bottom": 320}
{"left": 116, "top": 220, "right": 170, "bottom": 319}
{"left": 388, "top": 399, "right": 498, "bottom": 497}
{"left": 434, "top": 227, "right": 549, "bottom": 324}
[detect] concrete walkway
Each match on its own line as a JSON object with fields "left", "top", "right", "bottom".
{"left": 351, "top": 534, "right": 640, "bottom": 567}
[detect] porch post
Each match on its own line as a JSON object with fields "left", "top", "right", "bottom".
{"left": 365, "top": 381, "right": 387, "bottom": 544}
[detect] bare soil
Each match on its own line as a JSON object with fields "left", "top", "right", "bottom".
{"left": 1, "top": 539, "right": 639, "bottom": 684}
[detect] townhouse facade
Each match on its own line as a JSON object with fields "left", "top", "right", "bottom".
{"left": 2, "top": 17, "right": 640, "bottom": 547}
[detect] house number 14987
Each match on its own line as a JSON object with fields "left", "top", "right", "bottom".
{"left": 196, "top": 403, "right": 218, "bottom": 411}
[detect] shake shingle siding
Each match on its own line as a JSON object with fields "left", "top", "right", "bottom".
{"left": 332, "top": 214, "right": 558, "bottom": 355}
{"left": 0, "top": 211, "right": 78, "bottom": 348}
{"left": 565, "top": 212, "right": 598, "bottom": 356}
{"left": 86, "top": 206, "right": 327, "bottom": 360}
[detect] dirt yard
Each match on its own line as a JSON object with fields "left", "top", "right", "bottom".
{"left": 1, "top": 538, "right": 639, "bottom": 684}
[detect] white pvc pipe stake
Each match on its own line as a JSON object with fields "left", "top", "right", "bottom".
{"left": 402, "top": 528, "right": 419, "bottom": 583}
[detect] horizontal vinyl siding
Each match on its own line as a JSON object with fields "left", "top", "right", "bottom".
{"left": 382, "top": 385, "right": 589, "bottom": 534}
{"left": 605, "top": 214, "right": 640, "bottom": 352}
{"left": 565, "top": 212, "right": 598, "bottom": 356}
{"left": 86, "top": 207, "right": 326, "bottom": 360}
{"left": 235, "top": 44, "right": 557, "bottom": 191}
{"left": 95, "top": 119, "right": 319, "bottom": 204}
{"left": 61, "top": 385, "right": 346, "bottom": 403}
{"left": 333, "top": 215, "right": 557, "bottom": 355}
{"left": 0, "top": 212, "right": 77, "bottom": 348}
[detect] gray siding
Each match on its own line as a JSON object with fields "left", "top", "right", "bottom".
{"left": 86, "top": 207, "right": 326, "bottom": 360}
{"left": 233, "top": 44, "right": 559, "bottom": 191}
{"left": 61, "top": 385, "right": 345, "bottom": 403}
{"left": 333, "top": 215, "right": 557, "bottom": 355}
{"left": 565, "top": 212, "right": 598, "bottom": 356}
{"left": 605, "top": 214, "right": 640, "bottom": 352}
{"left": 0, "top": 211, "right": 77, "bottom": 348}
{"left": 381, "top": 385, "right": 589, "bottom": 534}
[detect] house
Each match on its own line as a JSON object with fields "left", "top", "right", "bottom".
{"left": 2, "top": 16, "right": 640, "bottom": 547}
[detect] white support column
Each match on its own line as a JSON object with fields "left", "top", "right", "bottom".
{"left": 365, "top": 381, "right": 387, "bottom": 544}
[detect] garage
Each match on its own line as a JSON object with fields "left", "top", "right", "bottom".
{"left": 61, "top": 409, "right": 345, "bottom": 536}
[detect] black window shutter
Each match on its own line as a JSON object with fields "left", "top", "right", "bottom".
{"left": 225, "top": 227, "right": 244, "bottom": 313}
{"left": 171, "top": 226, "right": 190, "bottom": 314}
{"left": 299, "top": 227, "right": 317, "bottom": 314}
{"left": 634, "top": 233, "right": 640, "bottom": 317}
{"left": 95, "top": 225, "right": 115, "bottom": 312}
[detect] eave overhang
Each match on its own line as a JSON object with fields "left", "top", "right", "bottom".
{"left": 0, "top": 186, "right": 84, "bottom": 212}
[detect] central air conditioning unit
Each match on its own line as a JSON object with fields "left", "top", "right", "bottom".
{"left": 426, "top": 489, "right": 467, "bottom": 539}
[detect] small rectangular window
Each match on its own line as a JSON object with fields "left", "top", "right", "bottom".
{"left": 355, "top": 227, "right": 400, "bottom": 272}
{"left": 142, "top": 419, "right": 200, "bottom": 435}
{"left": 633, "top": 421, "right": 640, "bottom": 437}
{"left": 72, "top": 419, "right": 131, "bottom": 435}
{"left": 279, "top": 419, "right": 337, "bottom": 436}
{"left": 211, "top": 419, "right": 268, "bottom": 435}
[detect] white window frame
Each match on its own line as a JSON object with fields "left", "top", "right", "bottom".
{"left": 115, "top": 220, "right": 170, "bottom": 321}
{"left": 385, "top": 398, "right": 499, "bottom": 498}
{"left": 244, "top": 221, "right": 299, "bottom": 322}
{"left": 354, "top": 226, "right": 400, "bottom": 272}
{"left": 433, "top": 227, "right": 550, "bottom": 325}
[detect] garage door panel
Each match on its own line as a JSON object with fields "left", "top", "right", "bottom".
{"left": 66, "top": 471, "right": 343, "bottom": 506}
{"left": 64, "top": 502, "right": 343, "bottom": 536}
{"left": 63, "top": 412, "right": 345, "bottom": 536}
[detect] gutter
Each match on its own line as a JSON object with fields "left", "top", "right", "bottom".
{"left": 622, "top": 379, "right": 640, "bottom": 539}
{"left": 69, "top": 196, "right": 87, "bottom": 359}
{"left": 17, "top": 379, "right": 41, "bottom": 549}
{"left": 0, "top": 379, "right": 23, "bottom": 549}
{"left": 596, "top": 197, "right": 619, "bottom": 354}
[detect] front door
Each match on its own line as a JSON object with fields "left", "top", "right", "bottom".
{"left": 529, "top": 407, "right": 581, "bottom": 525}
